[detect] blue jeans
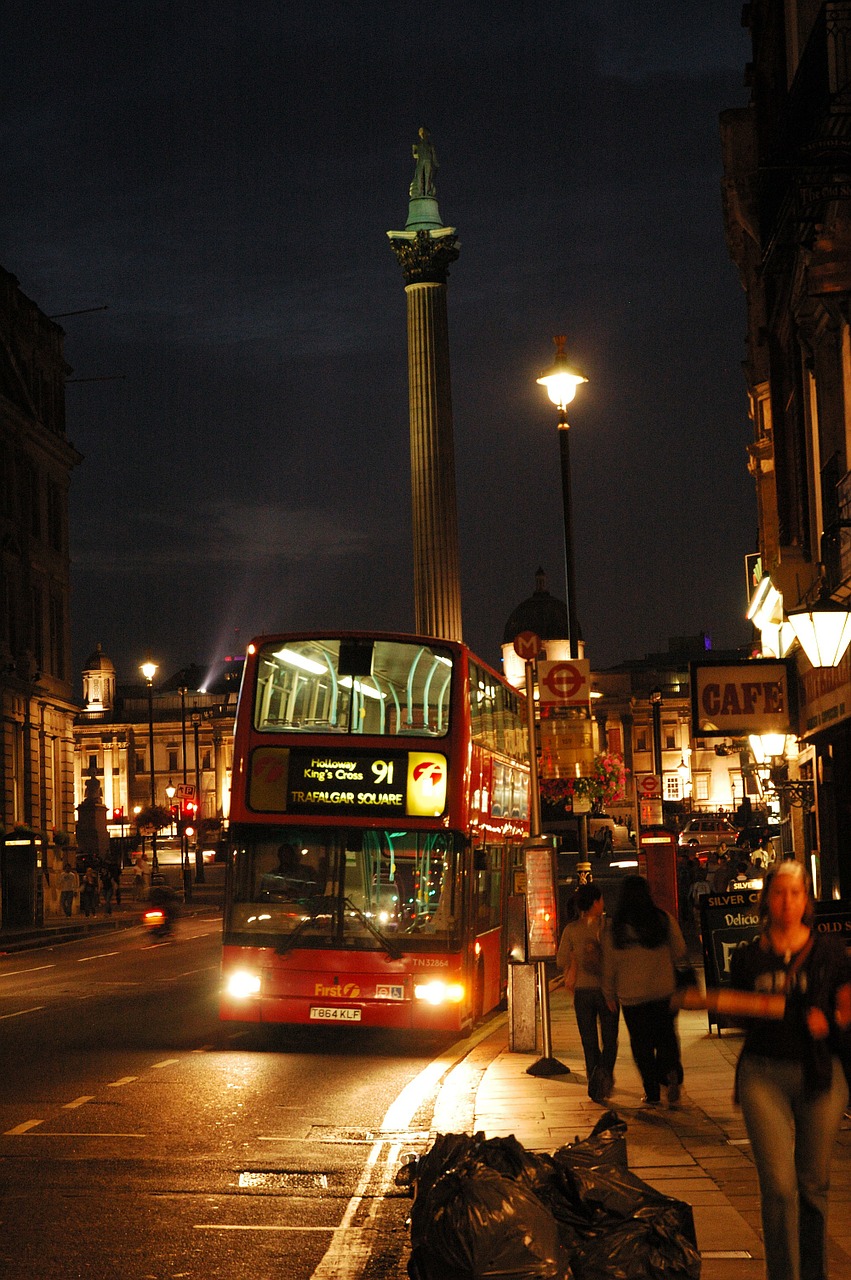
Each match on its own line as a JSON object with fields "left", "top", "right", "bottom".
{"left": 573, "top": 987, "right": 619, "bottom": 1088}
{"left": 738, "top": 1053, "right": 848, "bottom": 1280}
{"left": 621, "top": 999, "right": 682, "bottom": 1101}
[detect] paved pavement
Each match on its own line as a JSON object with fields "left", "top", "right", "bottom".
{"left": 436, "top": 979, "right": 851, "bottom": 1280}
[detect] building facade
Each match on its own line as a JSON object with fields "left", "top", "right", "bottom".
{"left": 721, "top": 0, "right": 851, "bottom": 895}
{"left": 0, "top": 267, "right": 81, "bottom": 863}
{"left": 74, "top": 651, "right": 239, "bottom": 849}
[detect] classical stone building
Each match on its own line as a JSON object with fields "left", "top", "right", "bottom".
{"left": 721, "top": 1, "right": 851, "bottom": 894}
{"left": 74, "top": 650, "right": 239, "bottom": 846}
{"left": 0, "top": 267, "right": 80, "bottom": 856}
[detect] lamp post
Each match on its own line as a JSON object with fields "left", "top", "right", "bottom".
{"left": 141, "top": 661, "right": 159, "bottom": 874}
{"left": 192, "top": 712, "right": 205, "bottom": 884}
{"left": 537, "top": 335, "right": 588, "bottom": 660}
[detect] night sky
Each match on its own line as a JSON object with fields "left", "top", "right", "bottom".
{"left": 1, "top": 2, "right": 754, "bottom": 693}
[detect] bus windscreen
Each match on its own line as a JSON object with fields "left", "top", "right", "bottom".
{"left": 228, "top": 826, "right": 461, "bottom": 949}
{"left": 252, "top": 638, "right": 453, "bottom": 736}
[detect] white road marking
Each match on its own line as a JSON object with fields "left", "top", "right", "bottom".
{"left": 63, "top": 1096, "right": 94, "bottom": 1109}
{"left": 0, "top": 964, "right": 55, "bottom": 978}
{"left": 0, "top": 1006, "right": 45, "bottom": 1020}
{"left": 152, "top": 1059, "right": 180, "bottom": 1069}
{"left": 5, "top": 1120, "right": 43, "bottom": 1134}
{"left": 76, "top": 951, "right": 119, "bottom": 962}
{"left": 12, "top": 1131, "right": 147, "bottom": 1138}
{"left": 194, "top": 1225, "right": 339, "bottom": 1232}
{"left": 107, "top": 1076, "right": 138, "bottom": 1088}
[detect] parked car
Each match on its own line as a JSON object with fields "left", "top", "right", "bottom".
{"left": 677, "top": 815, "right": 739, "bottom": 851}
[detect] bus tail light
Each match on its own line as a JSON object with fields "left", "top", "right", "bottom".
{"left": 224, "top": 969, "right": 262, "bottom": 999}
{"left": 414, "top": 978, "right": 465, "bottom": 1006}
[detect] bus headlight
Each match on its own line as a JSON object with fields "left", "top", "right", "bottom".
{"left": 414, "top": 978, "right": 464, "bottom": 1006}
{"left": 225, "top": 970, "right": 262, "bottom": 999}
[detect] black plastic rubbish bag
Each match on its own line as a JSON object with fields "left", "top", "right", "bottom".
{"left": 407, "top": 1165, "right": 571, "bottom": 1280}
{"left": 403, "top": 1119, "right": 699, "bottom": 1280}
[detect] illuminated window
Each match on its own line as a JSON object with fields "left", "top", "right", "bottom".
{"left": 663, "top": 774, "right": 682, "bottom": 801}
{"left": 693, "top": 773, "right": 710, "bottom": 801}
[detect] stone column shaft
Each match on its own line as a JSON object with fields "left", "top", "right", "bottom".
{"left": 405, "top": 280, "right": 463, "bottom": 641}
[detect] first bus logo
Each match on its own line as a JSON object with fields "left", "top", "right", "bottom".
{"left": 406, "top": 753, "right": 448, "bottom": 817}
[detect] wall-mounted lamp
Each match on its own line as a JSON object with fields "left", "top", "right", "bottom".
{"left": 787, "top": 591, "right": 851, "bottom": 669}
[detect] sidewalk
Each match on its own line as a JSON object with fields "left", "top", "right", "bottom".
{"left": 0, "top": 864, "right": 223, "bottom": 953}
{"left": 455, "top": 983, "right": 851, "bottom": 1279}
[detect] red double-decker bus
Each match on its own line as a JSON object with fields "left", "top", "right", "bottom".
{"left": 219, "top": 632, "right": 530, "bottom": 1033}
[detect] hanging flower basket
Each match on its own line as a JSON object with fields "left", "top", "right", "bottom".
{"left": 540, "top": 752, "right": 628, "bottom": 816}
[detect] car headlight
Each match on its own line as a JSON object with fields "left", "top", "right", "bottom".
{"left": 413, "top": 978, "right": 465, "bottom": 1006}
{"left": 224, "top": 970, "right": 262, "bottom": 999}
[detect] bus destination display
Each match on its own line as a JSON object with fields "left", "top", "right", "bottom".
{"left": 249, "top": 746, "right": 448, "bottom": 817}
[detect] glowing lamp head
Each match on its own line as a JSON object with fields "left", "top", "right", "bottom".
{"left": 787, "top": 592, "right": 851, "bottom": 669}
{"left": 141, "top": 661, "right": 158, "bottom": 683}
{"left": 536, "top": 335, "right": 588, "bottom": 412}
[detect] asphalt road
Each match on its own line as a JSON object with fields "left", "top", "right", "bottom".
{"left": 0, "top": 919, "right": 470, "bottom": 1279}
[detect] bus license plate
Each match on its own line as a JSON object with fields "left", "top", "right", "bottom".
{"left": 309, "top": 1007, "right": 362, "bottom": 1022}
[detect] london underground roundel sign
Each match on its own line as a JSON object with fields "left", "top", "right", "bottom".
{"left": 537, "top": 659, "right": 591, "bottom": 706}
{"left": 513, "top": 631, "right": 541, "bottom": 661}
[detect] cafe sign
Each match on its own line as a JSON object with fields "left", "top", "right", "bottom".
{"left": 690, "top": 659, "right": 794, "bottom": 737}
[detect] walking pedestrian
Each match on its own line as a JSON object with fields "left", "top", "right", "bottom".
{"left": 729, "top": 859, "right": 851, "bottom": 1280}
{"left": 557, "top": 882, "right": 619, "bottom": 1103}
{"left": 99, "top": 862, "right": 118, "bottom": 915}
{"left": 135, "top": 850, "right": 151, "bottom": 899}
{"left": 59, "top": 862, "right": 78, "bottom": 917}
{"left": 602, "top": 874, "right": 691, "bottom": 1107}
{"left": 79, "top": 865, "right": 99, "bottom": 917}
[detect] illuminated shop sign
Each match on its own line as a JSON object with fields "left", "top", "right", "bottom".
{"left": 248, "top": 746, "right": 448, "bottom": 817}
{"left": 690, "top": 659, "right": 794, "bottom": 736}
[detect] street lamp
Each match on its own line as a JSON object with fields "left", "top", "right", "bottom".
{"left": 537, "top": 335, "right": 587, "bottom": 660}
{"left": 141, "top": 660, "right": 159, "bottom": 873}
{"left": 787, "top": 590, "right": 851, "bottom": 669}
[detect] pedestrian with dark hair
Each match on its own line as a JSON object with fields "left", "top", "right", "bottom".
{"left": 729, "top": 859, "right": 851, "bottom": 1280}
{"left": 602, "top": 874, "right": 690, "bottom": 1107}
{"left": 557, "top": 882, "right": 619, "bottom": 1103}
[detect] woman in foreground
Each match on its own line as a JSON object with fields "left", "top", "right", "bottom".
{"left": 730, "top": 859, "right": 851, "bottom": 1280}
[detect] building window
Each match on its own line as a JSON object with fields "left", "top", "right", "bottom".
{"left": 30, "top": 584, "right": 43, "bottom": 670}
{"left": 634, "top": 728, "right": 649, "bottom": 753}
{"left": 202, "top": 748, "right": 212, "bottom": 771}
{"left": 663, "top": 774, "right": 682, "bottom": 801}
{"left": 135, "top": 753, "right": 145, "bottom": 774}
{"left": 693, "top": 772, "right": 710, "bottom": 802}
{"left": 663, "top": 722, "right": 678, "bottom": 751}
{"left": 48, "top": 594, "right": 65, "bottom": 679}
{"left": 168, "top": 749, "right": 178, "bottom": 773}
{"left": 47, "top": 481, "right": 62, "bottom": 552}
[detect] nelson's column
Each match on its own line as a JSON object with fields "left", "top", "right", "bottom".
{"left": 388, "top": 128, "right": 463, "bottom": 642}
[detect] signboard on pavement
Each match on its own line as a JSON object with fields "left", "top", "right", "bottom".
{"left": 538, "top": 659, "right": 590, "bottom": 706}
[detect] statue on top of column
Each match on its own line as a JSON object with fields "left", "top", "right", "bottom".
{"left": 409, "top": 127, "right": 438, "bottom": 198}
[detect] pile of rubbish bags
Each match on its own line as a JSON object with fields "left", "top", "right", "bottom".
{"left": 397, "top": 1111, "right": 701, "bottom": 1280}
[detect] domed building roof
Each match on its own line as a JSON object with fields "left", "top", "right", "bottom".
{"left": 502, "top": 569, "right": 569, "bottom": 645}
{"left": 82, "top": 643, "right": 115, "bottom": 673}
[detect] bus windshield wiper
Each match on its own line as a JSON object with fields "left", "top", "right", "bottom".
{"left": 274, "top": 898, "right": 333, "bottom": 955}
{"left": 343, "top": 897, "right": 402, "bottom": 960}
